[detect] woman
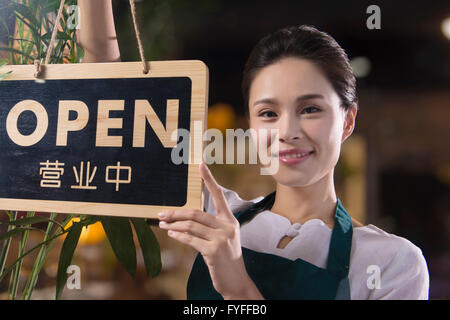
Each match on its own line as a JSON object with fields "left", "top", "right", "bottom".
{"left": 80, "top": 1, "right": 429, "bottom": 300}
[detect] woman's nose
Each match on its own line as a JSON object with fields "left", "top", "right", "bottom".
{"left": 278, "top": 114, "right": 301, "bottom": 143}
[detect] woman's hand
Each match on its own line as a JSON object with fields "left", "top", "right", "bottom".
{"left": 158, "top": 162, "right": 264, "bottom": 300}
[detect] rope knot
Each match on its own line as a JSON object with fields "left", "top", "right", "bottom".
{"left": 34, "top": 59, "right": 42, "bottom": 78}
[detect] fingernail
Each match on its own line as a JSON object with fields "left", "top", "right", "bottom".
{"left": 158, "top": 212, "right": 167, "bottom": 219}
{"left": 159, "top": 221, "right": 167, "bottom": 227}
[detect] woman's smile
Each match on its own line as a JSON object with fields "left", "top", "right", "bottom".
{"left": 274, "top": 149, "right": 315, "bottom": 166}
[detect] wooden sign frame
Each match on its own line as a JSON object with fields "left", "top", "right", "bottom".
{"left": 0, "top": 60, "right": 208, "bottom": 219}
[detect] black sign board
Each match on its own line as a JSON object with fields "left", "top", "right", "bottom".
{"left": 0, "top": 61, "right": 208, "bottom": 218}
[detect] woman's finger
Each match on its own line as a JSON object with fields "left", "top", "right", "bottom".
{"left": 166, "top": 230, "right": 210, "bottom": 254}
{"left": 199, "top": 162, "right": 234, "bottom": 220}
{"left": 159, "top": 219, "right": 215, "bottom": 241}
{"left": 158, "top": 209, "right": 221, "bottom": 229}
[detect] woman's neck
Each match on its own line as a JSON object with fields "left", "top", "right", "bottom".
{"left": 270, "top": 171, "right": 337, "bottom": 229}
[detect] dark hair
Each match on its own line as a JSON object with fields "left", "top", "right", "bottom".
{"left": 242, "top": 25, "right": 358, "bottom": 117}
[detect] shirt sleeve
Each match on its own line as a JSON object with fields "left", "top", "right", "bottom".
{"left": 369, "top": 239, "right": 430, "bottom": 300}
{"left": 202, "top": 183, "right": 264, "bottom": 216}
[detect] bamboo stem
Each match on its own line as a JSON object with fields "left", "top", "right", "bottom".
{"left": 21, "top": 213, "right": 56, "bottom": 299}
{"left": 0, "top": 211, "right": 17, "bottom": 278}
{"left": 8, "top": 212, "right": 34, "bottom": 299}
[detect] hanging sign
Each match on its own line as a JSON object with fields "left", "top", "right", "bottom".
{"left": 0, "top": 60, "right": 208, "bottom": 218}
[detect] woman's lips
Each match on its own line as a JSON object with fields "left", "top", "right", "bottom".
{"left": 274, "top": 149, "right": 314, "bottom": 165}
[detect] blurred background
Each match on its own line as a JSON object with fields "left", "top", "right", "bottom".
{"left": 0, "top": 0, "right": 449, "bottom": 299}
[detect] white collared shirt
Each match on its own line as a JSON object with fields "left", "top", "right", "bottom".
{"left": 203, "top": 184, "right": 430, "bottom": 300}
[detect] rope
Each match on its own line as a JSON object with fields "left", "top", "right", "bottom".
{"left": 34, "top": 0, "right": 149, "bottom": 77}
{"left": 129, "top": 0, "right": 149, "bottom": 74}
{"left": 34, "top": 0, "right": 65, "bottom": 78}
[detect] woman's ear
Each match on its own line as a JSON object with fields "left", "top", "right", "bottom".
{"left": 341, "top": 104, "right": 358, "bottom": 143}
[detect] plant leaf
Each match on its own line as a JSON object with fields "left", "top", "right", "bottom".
{"left": 41, "top": 30, "right": 73, "bottom": 42}
{"left": 76, "top": 45, "right": 84, "bottom": 63}
{"left": 0, "top": 227, "right": 44, "bottom": 242}
{"left": 11, "top": 4, "right": 40, "bottom": 41}
{"left": 0, "top": 71, "right": 12, "bottom": 80}
{"left": 0, "top": 59, "right": 9, "bottom": 68}
{"left": 131, "top": 218, "right": 162, "bottom": 277}
{"left": 101, "top": 217, "right": 136, "bottom": 278}
{"left": 0, "top": 47, "right": 34, "bottom": 62}
{"left": 11, "top": 3, "right": 40, "bottom": 34}
{"left": 42, "top": 0, "right": 63, "bottom": 14}
{"left": 55, "top": 221, "right": 82, "bottom": 300}
{"left": 0, "top": 228, "right": 68, "bottom": 284}
{"left": 0, "top": 228, "right": 23, "bottom": 242}
{"left": 3, "top": 211, "right": 12, "bottom": 220}
{"left": 1, "top": 216, "right": 65, "bottom": 233}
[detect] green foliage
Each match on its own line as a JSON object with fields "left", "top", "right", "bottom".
{"left": 54, "top": 216, "right": 162, "bottom": 299}
{"left": 0, "top": 0, "right": 162, "bottom": 300}
{"left": 131, "top": 218, "right": 162, "bottom": 278}
{"left": 55, "top": 218, "right": 85, "bottom": 300}
{"left": 0, "top": 59, "right": 12, "bottom": 79}
{"left": 0, "top": 226, "right": 45, "bottom": 241}
{"left": 0, "top": 0, "right": 83, "bottom": 65}
{"left": 1, "top": 215, "right": 65, "bottom": 232}
{"left": 101, "top": 217, "right": 137, "bottom": 278}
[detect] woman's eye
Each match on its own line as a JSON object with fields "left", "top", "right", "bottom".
{"left": 301, "top": 106, "right": 321, "bottom": 114}
{"left": 258, "top": 110, "right": 277, "bottom": 118}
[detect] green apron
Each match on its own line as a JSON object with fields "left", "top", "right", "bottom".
{"left": 187, "top": 191, "right": 353, "bottom": 300}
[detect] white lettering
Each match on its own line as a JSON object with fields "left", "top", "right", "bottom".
{"left": 6, "top": 100, "right": 48, "bottom": 146}
{"left": 56, "top": 100, "right": 89, "bottom": 146}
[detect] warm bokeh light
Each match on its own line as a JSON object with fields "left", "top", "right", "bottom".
{"left": 441, "top": 16, "right": 450, "bottom": 40}
{"left": 64, "top": 218, "right": 106, "bottom": 246}
{"left": 207, "top": 103, "right": 236, "bottom": 134}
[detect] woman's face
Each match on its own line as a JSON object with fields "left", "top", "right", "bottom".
{"left": 248, "top": 57, "right": 356, "bottom": 187}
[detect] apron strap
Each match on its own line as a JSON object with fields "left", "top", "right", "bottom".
{"left": 326, "top": 198, "right": 353, "bottom": 279}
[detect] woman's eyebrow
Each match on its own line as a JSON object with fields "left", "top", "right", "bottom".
{"left": 295, "top": 94, "right": 325, "bottom": 101}
{"left": 252, "top": 98, "right": 278, "bottom": 107}
{"left": 253, "top": 94, "right": 325, "bottom": 107}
